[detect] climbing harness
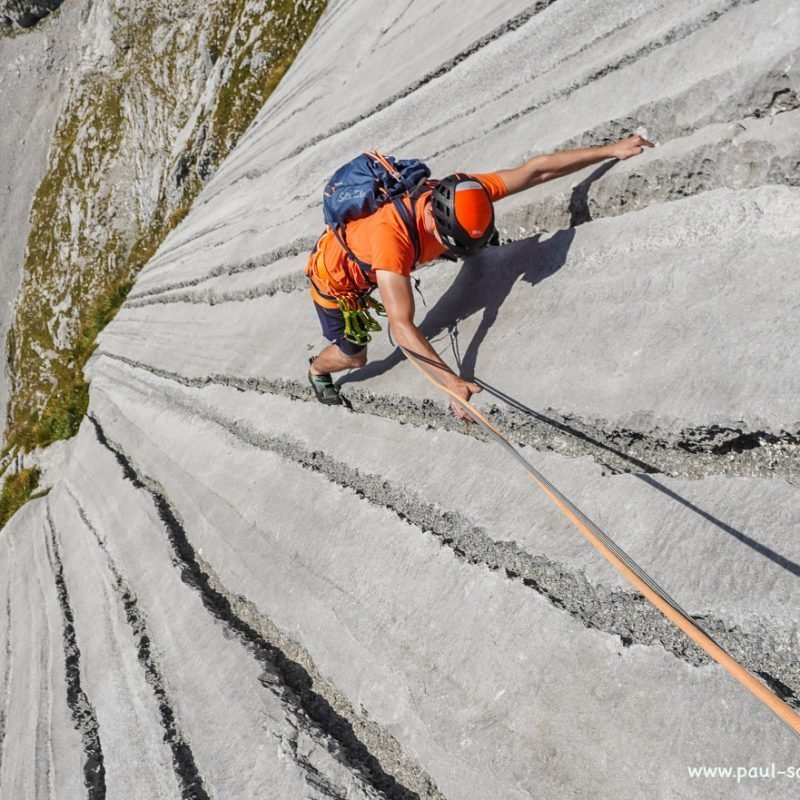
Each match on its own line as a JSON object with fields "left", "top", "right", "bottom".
{"left": 306, "top": 236, "right": 387, "bottom": 346}
{"left": 399, "top": 345, "right": 800, "bottom": 742}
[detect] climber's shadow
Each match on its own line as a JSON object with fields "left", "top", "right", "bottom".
{"left": 341, "top": 225, "right": 576, "bottom": 385}
{"left": 340, "top": 160, "right": 619, "bottom": 386}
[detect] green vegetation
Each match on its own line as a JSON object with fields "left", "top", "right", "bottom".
{"left": 0, "top": 468, "right": 41, "bottom": 530}
{"left": 6, "top": 76, "right": 128, "bottom": 452}
{"left": 7, "top": 279, "right": 133, "bottom": 452}
{"left": 5, "top": 0, "right": 327, "bottom": 460}
{"left": 191, "top": 0, "right": 328, "bottom": 184}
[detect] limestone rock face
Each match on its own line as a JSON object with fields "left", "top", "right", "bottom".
{"left": 2, "top": 1, "right": 800, "bottom": 798}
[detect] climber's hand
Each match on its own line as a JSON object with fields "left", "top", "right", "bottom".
{"left": 608, "top": 135, "right": 655, "bottom": 160}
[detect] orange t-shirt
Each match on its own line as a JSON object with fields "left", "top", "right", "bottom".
{"left": 308, "top": 173, "right": 508, "bottom": 300}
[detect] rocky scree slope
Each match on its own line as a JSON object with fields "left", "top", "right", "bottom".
{"left": 0, "top": 1, "right": 63, "bottom": 31}
{"left": 2, "top": 1, "right": 800, "bottom": 799}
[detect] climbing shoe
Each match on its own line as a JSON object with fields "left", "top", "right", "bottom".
{"left": 308, "top": 368, "right": 343, "bottom": 406}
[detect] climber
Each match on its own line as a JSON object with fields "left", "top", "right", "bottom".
{"left": 307, "top": 135, "right": 654, "bottom": 419}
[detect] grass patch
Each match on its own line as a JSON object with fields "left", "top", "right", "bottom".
{"left": 7, "top": 279, "right": 133, "bottom": 452}
{"left": 207, "top": 0, "right": 326, "bottom": 156}
{"left": 5, "top": 0, "right": 328, "bottom": 456}
{"left": 0, "top": 467, "right": 41, "bottom": 530}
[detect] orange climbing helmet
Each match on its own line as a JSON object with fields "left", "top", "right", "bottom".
{"left": 431, "top": 174, "right": 496, "bottom": 257}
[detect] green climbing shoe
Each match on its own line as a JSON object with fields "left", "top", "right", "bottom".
{"left": 308, "top": 369, "right": 343, "bottom": 406}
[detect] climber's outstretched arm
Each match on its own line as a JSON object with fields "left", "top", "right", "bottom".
{"left": 496, "top": 134, "right": 654, "bottom": 195}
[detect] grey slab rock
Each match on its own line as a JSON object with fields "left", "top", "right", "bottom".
{"left": 3, "top": 0, "right": 800, "bottom": 797}
{"left": 0, "top": 499, "right": 91, "bottom": 800}
{"left": 87, "top": 354, "right": 800, "bottom": 706}
{"left": 56, "top": 418, "right": 436, "bottom": 800}
{"left": 76, "top": 367, "right": 799, "bottom": 799}
{"left": 46, "top": 487, "right": 183, "bottom": 799}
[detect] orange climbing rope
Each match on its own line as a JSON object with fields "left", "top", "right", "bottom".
{"left": 399, "top": 345, "right": 800, "bottom": 741}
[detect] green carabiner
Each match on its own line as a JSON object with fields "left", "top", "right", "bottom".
{"left": 359, "top": 308, "right": 382, "bottom": 333}
{"left": 342, "top": 306, "right": 371, "bottom": 345}
{"left": 338, "top": 294, "right": 382, "bottom": 345}
{"left": 366, "top": 295, "right": 387, "bottom": 317}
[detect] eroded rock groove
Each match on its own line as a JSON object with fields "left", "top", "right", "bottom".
{"left": 430, "top": 0, "right": 780, "bottom": 159}
{"left": 88, "top": 415, "right": 443, "bottom": 800}
{"left": 128, "top": 236, "right": 318, "bottom": 302}
{"left": 279, "top": 1, "right": 560, "bottom": 162}
{"left": 97, "top": 352, "right": 800, "bottom": 482}
{"left": 0, "top": 580, "right": 11, "bottom": 778}
{"left": 44, "top": 504, "right": 106, "bottom": 800}
{"left": 90, "top": 377, "right": 800, "bottom": 706}
{"left": 62, "top": 485, "right": 211, "bottom": 800}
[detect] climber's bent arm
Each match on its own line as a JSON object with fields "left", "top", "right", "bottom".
{"left": 375, "top": 269, "right": 481, "bottom": 419}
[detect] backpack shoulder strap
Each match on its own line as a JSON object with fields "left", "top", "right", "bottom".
{"left": 331, "top": 225, "right": 372, "bottom": 276}
{"left": 391, "top": 195, "right": 420, "bottom": 267}
{"left": 333, "top": 196, "right": 421, "bottom": 285}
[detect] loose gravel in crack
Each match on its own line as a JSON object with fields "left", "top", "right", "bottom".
{"left": 92, "top": 380, "right": 800, "bottom": 705}
{"left": 96, "top": 353, "right": 800, "bottom": 483}
{"left": 89, "top": 415, "right": 444, "bottom": 800}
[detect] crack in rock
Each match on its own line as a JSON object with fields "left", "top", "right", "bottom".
{"left": 127, "top": 236, "right": 317, "bottom": 303}
{"left": 0, "top": 578, "right": 11, "bottom": 778}
{"left": 278, "top": 731, "right": 355, "bottom": 799}
{"left": 125, "top": 270, "right": 311, "bottom": 310}
{"left": 550, "top": 47, "right": 800, "bottom": 154}
{"left": 279, "top": 1, "right": 560, "bottom": 163}
{"left": 93, "top": 380, "right": 800, "bottom": 707}
{"left": 430, "top": 0, "right": 789, "bottom": 160}
{"left": 0, "top": 0, "right": 64, "bottom": 30}
{"left": 746, "top": 86, "right": 800, "bottom": 119}
{"left": 62, "top": 485, "right": 210, "bottom": 800}
{"left": 218, "top": 580, "right": 444, "bottom": 800}
{"left": 506, "top": 128, "right": 800, "bottom": 233}
{"left": 44, "top": 502, "right": 106, "bottom": 800}
{"left": 97, "top": 352, "right": 800, "bottom": 482}
{"left": 33, "top": 542, "right": 56, "bottom": 800}
{"left": 87, "top": 415, "right": 444, "bottom": 800}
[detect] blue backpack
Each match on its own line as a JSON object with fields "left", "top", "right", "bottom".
{"left": 322, "top": 151, "right": 431, "bottom": 279}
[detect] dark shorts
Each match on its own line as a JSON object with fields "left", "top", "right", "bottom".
{"left": 314, "top": 300, "right": 367, "bottom": 356}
